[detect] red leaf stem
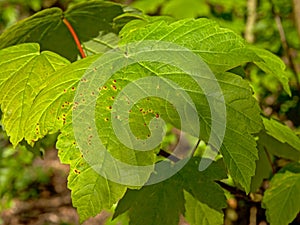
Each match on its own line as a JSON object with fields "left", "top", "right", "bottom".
{"left": 63, "top": 18, "right": 86, "bottom": 58}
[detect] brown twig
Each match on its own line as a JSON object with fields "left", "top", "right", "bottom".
{"left": 293, "top": 0, "right": 300, "bottom": 40}
{"left": 215, "top": 180, "right": 251, "bottom": 201}
{"left": 62, "top": 18, "right": 86, "bottom": 59}
{"left": 245, "top": 0, "right": 257, "bottom": 43}
{"left": 272, "top": 4, "right": 300, "bottom": 91}
{"left": 157, "top": 135, "right": 201, "bottom": 163}
{"left": 157, "top": 149, "right": 180, "bottom": 163}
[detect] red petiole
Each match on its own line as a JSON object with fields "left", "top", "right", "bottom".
{"left": 63, "top": 18, "right": 86, "bottom": 58}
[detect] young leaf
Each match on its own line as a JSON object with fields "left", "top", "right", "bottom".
{"left": 184, "top": 191, "right": 224, "bottom": 225}
{"left": 0, "top": 1, "right": 124, "bottom": 61}
{"left": 0, "top": 43, "right": 69, "bottom": 146}
{"left": 258, "top": 118, "right": 300, "bottom": 161}
{"left": 262, "top": 171, "right": 300, "bottom": 225}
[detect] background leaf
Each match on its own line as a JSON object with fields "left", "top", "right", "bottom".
{"left": 184, "top": 191, "right": 224, "bottom": 225}
{"left": 262, "top": 171, "right": 300, "bottom": 225}
{"left": 258, "top": 118, "right": 300, "bottom": 161}
{"left": 252, "top": 47, "right": 291, "bottom": 95}
{"left": 179, "top": 157, "right": 227, "bottom": 211}
{"left": 250, "top": 144, "right": 273, "bottom": 192}
{"left": 0, "top": 1, "right": 124, "bottom": 61}
{"left": 114, "top": 171, "right": 185, "bottom": 225}
{"left": 114, "top": 159, "right": 227, "bottom": 225}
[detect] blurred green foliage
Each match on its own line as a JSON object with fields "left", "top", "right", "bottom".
{"left": 131, "top": 0, "right": 246, "bottom": 34}
{"left": 0, "top": 0, "right": 42, "bottom": 32}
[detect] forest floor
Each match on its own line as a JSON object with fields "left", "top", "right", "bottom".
{"left": 0, "top": 149, "right": 112, "bottom": 225}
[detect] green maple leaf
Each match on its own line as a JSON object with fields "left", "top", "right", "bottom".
{"left": 0, "top": 43, "right": 69, "bottom": 146}
{"left": 0, "top": 17, "right": 277, "bottom": 221}
{"left": 0, "top": 3, "right": 294, "bottom": 224}
{"left": 19, "top": 18, "right": 263, "bottom": 193}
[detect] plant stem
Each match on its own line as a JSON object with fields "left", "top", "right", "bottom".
{"left": 157, "top": 149, "right": 180, "bottom": 162}
{"left": 264, "top": 147, "right": 276, "bottom": 174}
{"left": 272, "top": 4, "right": 300, "bottom": 91}
{"left": 293, "top": 0, "right": 300, "bottom": 41}
{"left": 63, "top": 18, "right": 86, "bottom": 58}
{"left": 215, "top": 180, "right": 251, "bottom": 200}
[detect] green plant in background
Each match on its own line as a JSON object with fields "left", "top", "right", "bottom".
{"left": 131, "top": 0, "right": 246, "bottom": 34}
{"left": 0, "top": 0, "right": 43, "bottom": 32}
{"left": 0, "top": 1, "right": 299, "bottom": 225}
